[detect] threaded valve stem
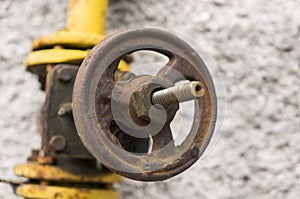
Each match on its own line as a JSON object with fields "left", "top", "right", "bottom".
{"left": 151, "top": 81, "right": 205, "bottom": 107}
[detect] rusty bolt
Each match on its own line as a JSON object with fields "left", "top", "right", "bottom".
{"left": 58, "top": 68, "right": 73, "bottom": 83}
{"left": 151, "top": 81, "right": 205, "bottom": 107}
{"left": 49, "top": 135, "right": 66, "bottom": 152}
{"left": 190, "top": 146, "right": 200, "bottom": 158}
{"left": 37, "top": 150, "right": 53, "bottom": 164}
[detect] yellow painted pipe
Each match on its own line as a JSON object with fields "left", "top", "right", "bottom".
{"left": 67, "top": 0, "right": 108, "bottom": 35}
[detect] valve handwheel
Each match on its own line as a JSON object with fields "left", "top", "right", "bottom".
{"left": 73, "top": 28, "right": 217, "bottom": 181}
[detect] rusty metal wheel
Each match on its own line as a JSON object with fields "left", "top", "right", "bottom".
{"left": 73, "top": 28, "right": 217, "bottom": 181}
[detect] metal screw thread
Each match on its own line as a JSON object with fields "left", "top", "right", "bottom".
{"left": 151, "top": 81, "right": 205, "bottom": 107}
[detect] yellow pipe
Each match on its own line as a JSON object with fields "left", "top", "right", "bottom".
{"left": 67, "top": 0, "right": 108, "bottom": 35}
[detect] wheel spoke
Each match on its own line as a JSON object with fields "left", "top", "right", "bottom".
{"left": 156, "top": 55, "right": 196, "bottom": 83}
{"left": 151, "top": 125, "right": 174, "bottom": 152}
{"left": 156, "top": 57, "right": 184, "bottom": 83}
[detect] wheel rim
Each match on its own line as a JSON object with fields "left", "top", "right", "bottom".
{"left": 73, "top": 28, "right": 217, "bottom": 181}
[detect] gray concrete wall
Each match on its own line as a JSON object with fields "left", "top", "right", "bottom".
{"left": 0, "top": 0, "right": 299, "bottom": 198}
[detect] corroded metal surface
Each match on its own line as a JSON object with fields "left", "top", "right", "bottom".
{"left": 41, "top": 64, "right": 92, "bottom": 159}
{"left": 73, "top": 28, "right": 217, "bottom": 181}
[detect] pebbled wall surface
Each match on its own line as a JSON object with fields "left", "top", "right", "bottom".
{"left": 0, "top": 0, "right": 299, "bottom": 198}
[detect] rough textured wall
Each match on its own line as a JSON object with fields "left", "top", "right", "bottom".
{"left": 0, "top": 0, "right": 299, "bottom": 198}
